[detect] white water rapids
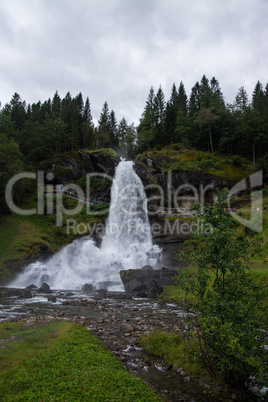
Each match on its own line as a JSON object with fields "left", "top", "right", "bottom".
{"left": 10, "top": 160, "right": 162, "bottom": 290}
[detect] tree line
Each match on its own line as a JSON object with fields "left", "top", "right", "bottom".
{"left": 0, "top": 75, "right": 267, "bottom": 207}
{"left": 0, "top": 91, "right": 136, "bottom": 165}
{"left": 137, "top": 76, "right": 268, "bottom": 165}
{"left": 1, "top": 76, "right": 267, "bottom": 167}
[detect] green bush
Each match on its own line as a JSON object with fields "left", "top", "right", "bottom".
{"left": 232, "top": 155, "right": 244, "bottom": 168}
{"left": 197, "top": 159, "right": 215, "bottom": 168}
{"left": 257, "top": 158, "right": 268, "bottom": 175}
{"left": 177, "top": 190, "right": 267, "bottom": 387}
{"left": 171, "top": 143, "right": 181, "bottom": 151}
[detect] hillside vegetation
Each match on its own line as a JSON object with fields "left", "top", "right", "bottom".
{"left": 139, "top": 144, "right": 255, "bottom": 181}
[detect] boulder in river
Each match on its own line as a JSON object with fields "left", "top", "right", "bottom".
{"left": 81, "top": 283, "right": 94, "bottom": 293}
{"left": 26, "top": 284, "right": 38, "bottom": 290}
{"left": 119, "top": 266, "right": 177, "bottom": 298}
{"left": 38, "top": 282, "right": 51, "bottom": 293}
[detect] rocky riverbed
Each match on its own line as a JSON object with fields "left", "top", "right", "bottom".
{"left": 0, "top": 287, "right": 261, "bottom": 401}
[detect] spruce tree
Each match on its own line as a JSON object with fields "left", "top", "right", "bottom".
{"left": 52, "top": 91, "right": 61, "bottom": 118}
{"left": 153, "top": 86, "right": 166, "bottom": 145}
{"left": 109, "top": 110, "right": 118, "bottom": 148}
{"left": 82, "top": 97, "right": 94, "bottom": 148}
{"left": 97, "top": 101, "right": 111, "bottom": 148}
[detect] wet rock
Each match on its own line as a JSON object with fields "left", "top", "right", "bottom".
{"left": 140, "top": 265, "right": 154, "bottom": 271}
{"left": 120, "top": 266, "right": 177, "bottom": 297}
{"left": 108, "top": 292, "right": 132, "bottom": 300}
{"left": 94, "top": 289, "right": 107, "bottom": 299}
{"left": 124, "top": 323, "right": 134, "bottom": 332}
{"left": 38, "top": 283, "right": 51, "bottom": 293}
{"left": 162, "top": 364, "right": 172, "bottom": 371}
{"left": 135, "top": 291, "right": 148, "bottom": 298}
{"left": 54, "top": 311, "right": 65, "bottom": 317}
{"left": 81, "top": 283, "right": 94, "bottom": 293}
{"left": 81, "top": 297, "right": 96, "bottom": 305}
{"left": 26, "top": 284, "right": 38, "bottom": 290}
{"left": 147, "top": 280, "right": 163, "bottom": 298}
{"left": 20, "top": 290, "right": 33, "bottom": 298}
{"left": 47, "top": 295, "right": 57, "bottom": 303}
{"left": 26, "top": 317, "right": 37, "bottom": 322}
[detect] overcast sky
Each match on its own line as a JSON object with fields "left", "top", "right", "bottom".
{"left": 0, "top": 0, "right": 267, "bottom": 125}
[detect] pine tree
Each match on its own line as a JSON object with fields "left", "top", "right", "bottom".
{"left": 210, "top": 77, "right": 225, "bottom": 108}
{"left": 234, "top": 87, "right": 248, "bottom": 111}
{"left": 177, "top": 81, "right": 188, "bottom": 115}
{"left": 82, "top": 97, "right": 94, "bottom": 148}
{"left": 164, "top": 83, "right": 178, "bottom": 144}
{"left": 61, "top": 92, "right": 72, "bottom": 125}
{"left": 97, "top": 101, "right": 111, "bottom": 148}
{"left": 117, "top": 117, "right": 128, "bottom": 148}
{"left": 189, "top": 82, "right": 201, "bottom": 116}
{"left": 153, "top": 86, "right": 166, "bottom": 145}
{"left": 109, "top": 110, "right": 118, "bottom": 148}
{"left": 52, "top": 91, "right": 61, "bottom": 118}
{"left": 5, "top": 93, "right": 26, "bottom": 130}
{"left": 252, "top": 81, "right": 265, "bottom": 114}
{"left": 137, "top": 87, "right": 156, "bottom": 151}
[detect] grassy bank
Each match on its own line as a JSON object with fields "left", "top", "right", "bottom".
{"left": 0, "top": 320, "right": 160, "bottom": 401}
{"left": 141, "top": 144, "right": 254, "bottom": 181}
{"left": 163, "top": 192, "right": 268, "bottom": 305}
{"left": 140, "top": 331, "right": 205, "bottom": 379}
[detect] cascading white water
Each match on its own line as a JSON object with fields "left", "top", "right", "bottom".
{"left": 10, "top": 161, "right": 161, "bottom": 290}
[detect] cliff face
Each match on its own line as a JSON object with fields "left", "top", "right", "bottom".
{"left": 39, "top": 148, "right": 121, "bottom": 203}
{"left": 40, "top": 148, "right": 120, "bottom": 184}
{"left": 134, "top": 153, "right": 236, "bottom": 210}
{"left": 132, "top": 152, "right": 242, "bottom": 265}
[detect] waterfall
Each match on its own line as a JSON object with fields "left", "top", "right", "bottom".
{"left": 10, "top": 160, "right": 161, "bottom": 290}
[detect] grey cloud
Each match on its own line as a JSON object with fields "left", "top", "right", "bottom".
{"left": 0, "top": 0, "right": 267, "bottom": 124}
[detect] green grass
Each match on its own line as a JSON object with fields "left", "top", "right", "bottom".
{"left": 38, "top": 148, "right": 120, "bottom": 172}
{"left": 0, "top": 321, "right": 160, "bottom": 401}
{"left": 163, "top": 191, "right": 268, "bottom": 305}
{"left": 140, "top": 331, "right": 205, "bottom": 379}
{"left": 142, "top": 145, "right": 253, "bottom": 181}
{"left": 0, "top": 320, "right": 73, "bottom": 372}
{"left": 87, "top": 147, "right": 121, "bottom": 162}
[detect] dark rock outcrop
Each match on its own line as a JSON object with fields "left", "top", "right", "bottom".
{"left": 38, "top": 282, "right": 51, "bottom": 293}
{"left": 19, "top": 290, "right": 33, "bottom": 298}
{"left": 81, "top": 283, "right": 94, "bottom": 293}
{"left": 47, "top": 295, "right": 57, "bottom": 302}
{"left": 134, "top": 154, "right": 235, "bottom": 210}
{"left": 26, "top": 284, "right": 38, "bottom": 290}
{"left": 120, "top": 266, "right": 177, "bottom": 298}
{"left": 45, "top": 149, "right": 120, "bottom": 185}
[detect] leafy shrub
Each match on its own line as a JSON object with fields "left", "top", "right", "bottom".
{"left": 140, "top": 153, "right": 148, "bottom": 163}
{"left": 177, "top": 190, "right": 267, "bottom": 386}
{"left": 196, "top": 152, "right": 203, "bottom": 161}
{"left": 257, "top": 158, "right": 268, "bottom": 175}
{"left": 171, "top": 143, "right": 181, "bottom": 151}
{"left": 197, "top": 159, "right": 215, "bottom": 168}
{"left": 232, "top": 155, "right": 244, "bottom": 168}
